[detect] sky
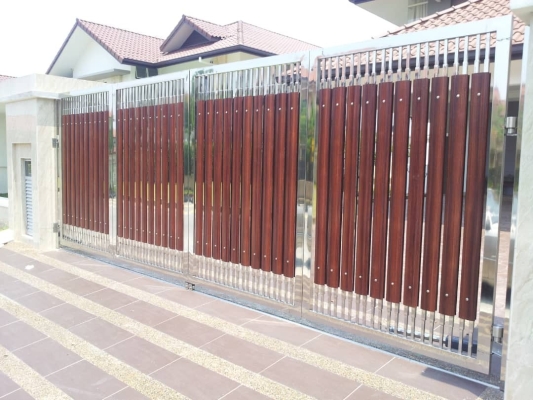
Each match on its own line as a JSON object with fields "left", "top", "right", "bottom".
{"left": 0, "top": 0, "right": 396, "bottom": 77}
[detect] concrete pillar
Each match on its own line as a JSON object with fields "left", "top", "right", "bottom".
{"left": 0, "top": 74, "right": 103, "bottom": 250}
{"left": 506, "top": 1, "right": 533, "bottom": 399}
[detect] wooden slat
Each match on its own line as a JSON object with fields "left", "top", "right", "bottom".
{"left": 117, "top": 109, "right": 123, "bottom": 237}
{"left": 283, "top": 92, "right": 300, "bottom": 278}
{"left": 195, "top": 100, "right": 206, "bottom": 255}
{"left": 272, "top": 93, "right": 288, "bottom": 275}
{"left": 134, "top": 107, "right": 141, "bottom": 241}
{"left": 147, "top": 106, "right": 154, "bottom": 245}
{"left": 94, "top": 111, "right": 100, "bottom": 232}
{"left": 221, "top": 98, "right": 233, "bottom": 262}
{"left": 103, "top": 110, "right": 110, "bottom": 235}
{"left": 420, "top": 76, "right": 449, "bottom": 312}
{"left": 241, "top": 96, "right": 253, "bottom": 267}
{"left": 155, "top": 104, "right": 163, "bottom": 247}
{"left": 386, "top": 80, "right": 411, "bottom": 304}
{"left": 251, "top": 96, "right": 264, "bottom": 270}
{"left": 125, "top": 108, "right": 132, "bottom": 239}
{"left": 141, "top": 106, "right": 148, "bottom": 243}
{"left": 69, "top": 113, "right": 75, "bottom": 226}
{"left": 314, "top": 88, "right": 332, "bottom": 285}
{"left": 61, "top": 115, "right": 68, "bottom": 225}
{"left": 88, "top": 112, "right": 94, "bottom": 230}
{"left": 74, "top": 114, "right": 80, "bottom": 227}
{"left": 161, "top": 104, "right": 169, "bottom": 248}
{"left": 204, "top": 100, "right": 215, "bottom": 257}
{"left": 340, "top": 86, "right": 362, "bottom": 292}
{"left": 212, "top": 99, "right": 224, "bottom": 259}
{"left": 231, "top": 97, "right": 243, "bottom": 264}
{"left": 176, "top": 102, "right": 185, "bottom": 251}
{"left": 169, "top": 104, "right": 177, "bottom": 250}
{"left": 459, "top": 72, "right": 491, "bottom": 321}
{"left": 370, "top": 82, "right": 394, "bottom": 300}
{"left": 355, "top": 84, "right": 377, "bottom": 296}
{"left": 261, "top": 94, "right": 276, "bottom": 272}
{"left": 326, "top": 87, "right": 346, "bottom": 289}
{"left": 439, "top": 74, "right": 470, "bottom": 316}
{"left": 403, "top": 78, "right": 430, "bottom": 308}
{"left": 81, "top": 113, "right": 87, "bottom": 229}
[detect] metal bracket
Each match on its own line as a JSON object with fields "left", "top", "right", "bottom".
{"left": 52, "top": 223, "right": 60, "bottom": 234}
{"left": 185, "top": 282, "right": 196, "bottom": 291}
{"left": 52, "top": 138, "right": 60, "bottom": 148}
{"left": 505, "top": 116, "right": 518, "bottom": 137}
{"left": 492, "top": 324, "right": 504, "bottom": 344}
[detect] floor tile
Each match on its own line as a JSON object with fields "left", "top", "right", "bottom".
{"left": 0, "top": 250, "right": 55, "bottom": 275}
{"left": 44, "top": 250, "right": 88, "bottom": 264}
{"left": 0, "top": 321, "right": 46, "bottom": 351}
{"left": 59, "top": 277, "right": 106, "bottom": 296}
{"left": 0, "top": 271, "right": 18, "bottom": 283}
{"left": 123, "top": 276, "right": 176, "bottom": 294}
{"left": 14, "top": 338, "right": 81, "bottom": 376}
{"left": 85, "top": 288, "right": 137, "bottom": 310}
{"left": 345, "top": 385, "right": 398, "bottom": 399}
{"left": 117, "top": 301, "right": 175, "bottom": 327}
{"left": 0, "top": 371, "right": 20, "bottom": 397}
{"left": 0, "top": 280, "right": 39, "bottom": 300}
{"left": 69, "top": 318, "right": 132, "bottom": 349}
{"left": 244, "top": 315, "right": 321, "bottom": 346}
{"left": 47, "top": 360, "right": 125, "bottom": 400}
{"left": 221, "top": 385, "right": 271, "bottom": 400}
{"left": 39, "top": 268, "right": 78, "bottom": 284}
{"left": 83, "top": 266, "right": 142, "bottom": 282}
{"left": 105, "top": 387, "right": 149, "bottom": 400}
{"left": 106, "top": 336, "right": 178, "bottom": 374}
{"left": 151, "top": 358, "right": 239, "bottom": 399}
{"left": 16, "top": 291, "right": 64, "bottom": 313}
{"left": 302, "top": 334, "right": 394, "bottom": 372}
{"left": 158, "top": 288, "right": 215, "bottom": 308}
{"left": 261, "top": 357, "right": 358, "bottom": 400}
{"left": 202, "top": 334, "right": 283, "bottom": 372}
{"left": 40, "top": 303, "right": 95, "bottom": 329}
{"left": 377, "top": 358, "right": 487, "bottom": 400}
{"left": 0, "top": 309, "right": 18, "bottom": 327}
{"left": 196, "top": 299, "right": 263, "bottom": 325}
{"left": 1, "top": 389, "right": 34, "bottom": 400}
{"left": 155, "top": 316, "right": 223, "bottom": 347}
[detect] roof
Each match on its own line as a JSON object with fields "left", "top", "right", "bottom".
{"left": 0, "top": 75, "right": 14, "bottom": 82}
{"left": 48, "top": 15, "right": 319, "bottom": 73}
{"left": 384, "top": 0, "right": 525, "bottom": 46}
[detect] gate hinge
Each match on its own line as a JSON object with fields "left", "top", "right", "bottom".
{"left": 52, "top": 138, "right": 60, "bottom": 148}
{"left": 492, "top": 324, "right": 504, "bottom": 344}
{"left": 52, "top": 223, "right": 60, "bottom": 234}
{"left": 505, "top": 116, "right": 518, "bottom": 137}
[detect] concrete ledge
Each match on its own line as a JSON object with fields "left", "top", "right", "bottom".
{"left": 511, "top": 0, "right": 533, "bottom": 24}
{"left": 0, "top": 229, "right": 13, "bottom": 245}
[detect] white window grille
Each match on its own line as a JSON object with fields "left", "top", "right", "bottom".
{"left": 408, "top": 0, "right": 428, "bottom": 22}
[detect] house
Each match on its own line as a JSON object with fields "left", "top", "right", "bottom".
{"left": 47, "top": 15, "right": 319, "bottom": 83}
{"left": 0, "top": 75, "right": 13, "bottom": 198}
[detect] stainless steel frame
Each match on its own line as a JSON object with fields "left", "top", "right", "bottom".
{"left": 56, "top": 15, "right": 515, "bottom": 380}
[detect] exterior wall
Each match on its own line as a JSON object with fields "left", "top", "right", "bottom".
{"left": 158, "top": 52, "right": 261, "bottom": 75}
{"left": 0, "top": 109, "right": 6, "bottom": 194}
{"left": 72, "top": 38, "right": 131, "bottom": 80}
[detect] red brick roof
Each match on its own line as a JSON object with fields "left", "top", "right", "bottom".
{"left": 385, "top": 0, "right": 524, "bottom": 46}
{"left": 0, "top": 75, "right": 14, "bottom": 82}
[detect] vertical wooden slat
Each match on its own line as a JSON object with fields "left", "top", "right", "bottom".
{"left": 204, "top": 100, "right": 215, "bottom": 257}
{"left": 420, "top": 76, "right": 449, "bottom": 312}
{"left": 126, "top": 107, "right": 133, "bottom": 239}
{"left": 403, "top": 78, "right": 430, "bottom": 307}
{"left": 386, "top": 80, "right": 411, "bottom": 304}
{"left": 169, "top": 103, "right": 177, "bottom": 250}
{"left": 85, "top": 111, "right": 90, "bottom": 230}
{"left": 314, "top": 88, "right": 332, "bottom": 285}
{"left": 95, "top": 110, "right": 101, "bottom": 233}
{"left": 80, "top": 112, "right": 86, "bottom": 229}
{"left": 221, "top": 98, "right": 233, "bottom": 262}
{"left": 212, "top": 99, "right": 224, "bottom": 259}
{"left": 72, "top": 114, "right": 78, "bottom": 227}
{"left": 161, "top": 103, "right": 169, "bottom": 248}
{"left": 195, "top": 100, "right": 206, "bottom": 255}
{"left": 76, "top": 113, "right": 82, "bottom": 228}
{"left": 241, "top": 96, "right": 253, "bottom": 267}
{"left": 147, "top": 105, "right": 154, "bottom": 245}
{"left": 370, "top": 81, "right": 394, "bottom": 300}
{"left": 134, "top": 107, "right": 141, "bottom": 241}
{"left": 283, "top": 92, "right": 300, "bottom": 279}
{"left": 121, "top": 107, "right": 128, "bottom": 238}
{"left": 176, "top": 102, "right": 185, "bottom": 251}
{"left": 61, "top": 115, "right": 68, "bottom": 225}
{"left": 439, "top": 74, "right": 470, "bottom": 316}
{"left": 251, "top": 95, "right": 264, "bottom": 270}
{"left": 231, "top": 97, "right": 243, "bottom": 264}
{"left": 88, "top": 112, "right": 94, "bottom": 230}
{"left": 141, "top": 106, "right": 148, "bottom": 244}
{"left": 99, "top": 110, "right": 105, "bottom": 234}
{"left": 272, "top": 93, "right": 288, "bottom": 275}
{"left": 355, "top": 84, "right": 378, "bottom": 296}
{"left": 103, "top": 110, "right": 109, "bottom": 235}
{"left": 155, "top": 103, "right": 163, "bottom": 247}
{"left": 261, "top": 95, "right": 276, "bottom": 272}
{"left": 90, "top": 111, "right": 96, "bottom": 231}
{"left": 326, "top": 87, "right": 346, "bottom": 288}
{"left": 340, "top": 86, "right": 362, "bottom": 292}
{"left": 459, "top": 72, "right": 491, "bottom": 321}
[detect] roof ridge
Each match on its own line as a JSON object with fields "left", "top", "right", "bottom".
{"left": 238, "top": 20, "right": 319, "bottom": 48}
{"left": 77, "top": 18, "right": 164, "bottom": 41}
{"left": 183, "top": 14, "right": 224, "bottom": 27}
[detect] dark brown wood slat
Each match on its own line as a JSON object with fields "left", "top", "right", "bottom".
{"left": 87, "top": 112, "right": 93, "bottom": 230}
{"left": 439, "top": 74, "right": 470, "bottom": 317}
{"left": 141, "top": 106, "right": 148, "bottom": 244}
{"left": 241, "top": 96, "right": 253, "bottom": 267}
{"left": 370, "top": 82, "right": 394, "bottom": 300}
{"left": 420, "top": 76, "right": 449, "bottom": 312}
{"left": 459, "top": 72, "right": 491, "bottom": 321}
{"left": 212, "top": 99, "right": 224, "bottom": 259}
{"left": 231, "top": 97, "right": 243, "bottom": 264}
{"left": 221, "top": 98, "right": 233, "bottom": 262}
{"left": 340, "top": 86, "right": 362, "bottom": 292}
{"left": 283, "top": 92, "right": 300, "bottom": 279}
{"left": 326, "top": 87, "right": 346, "bottom": 289}
{"left": 251, "top": 95, "right": 264, "bottom": 270}
{"left": 161, "top": 104, "right": 169, "bottom": 248}
{"left": 176, "top": 102, "right": 185, "bottom": 251}
{"left": 95, "top": 111, "right": 102, "bottom": 232}
{"left": 195, "top": 100, "right": 206, "bottom": 255}
{"left": 403, "top": 79, "right": 430, "bottom": 308}
{"left": 272, "top": 93, "right": 288, "bottom": 275}
{"left": 386, "top": 80, "right": 412, "bottom": 304}
{"left": 314, "top": 88, "right": 332, "bottom": 285}
{"left": 90, "top": 111, "right": 96, "bottom": 231}
{"left": 147, "top": 105, "right": 154, "bottom": 245}
{"left": 169, "top": 104, "right": 177, "bottom": 250}
{"left": 155, "top": 105, "right": 163, "bottom": 247}
{"left": 62, "top": 115, "right": 68, "bottom": 225}
{"left": 134, "top": 107, "right": 141, "bottom": 241}
{"left": 69, "top": 114, "right": 76, "bottom": 227}
{"left": 261, "top": 94, "right": 276, "bottom": 272}
{"left": 81, "top": 113, "right": 87, "bottom": 229}
{"left": 355, "top": 84, "right": 377, "bottom": 296}
{"left": 126, "top": 108, "right": 133, "bottom": 239}
{"left": 103, "top": 110, "right": 110, "bottom": 235}
{"left": 204, "top": 100, "right": 215, "bottom": 257}
{"left": 75, "top": 114, "right": 81, "bottom": 228}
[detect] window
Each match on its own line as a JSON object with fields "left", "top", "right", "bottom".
{"left": 408, "top": 0, "right": 428, "bottom": 22}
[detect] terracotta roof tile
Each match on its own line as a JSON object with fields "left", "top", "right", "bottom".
{"left": 0, "top": 75, "right": 14, "bottom": 82}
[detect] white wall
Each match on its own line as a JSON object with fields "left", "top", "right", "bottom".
{"left": 158, "top": 52, "right": 261, "bottom": 75}
{"left": 0, "top": 108, "right": 6, "bottom": 194}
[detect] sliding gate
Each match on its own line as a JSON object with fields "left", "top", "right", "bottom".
{"left": 58, "top": 16, "right": 515, "bottom": 377}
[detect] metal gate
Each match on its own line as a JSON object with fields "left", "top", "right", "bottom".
{"left": 58, "top": 15, "right": 515, "bottom": 378}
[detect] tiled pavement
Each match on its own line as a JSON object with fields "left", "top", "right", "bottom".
{"left": 0, "top": 243, "right": 503, "bottom": 400}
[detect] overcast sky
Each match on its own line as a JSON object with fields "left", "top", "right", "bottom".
{"left": 0, "top": 0, "right": 396, "bottom": 77}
